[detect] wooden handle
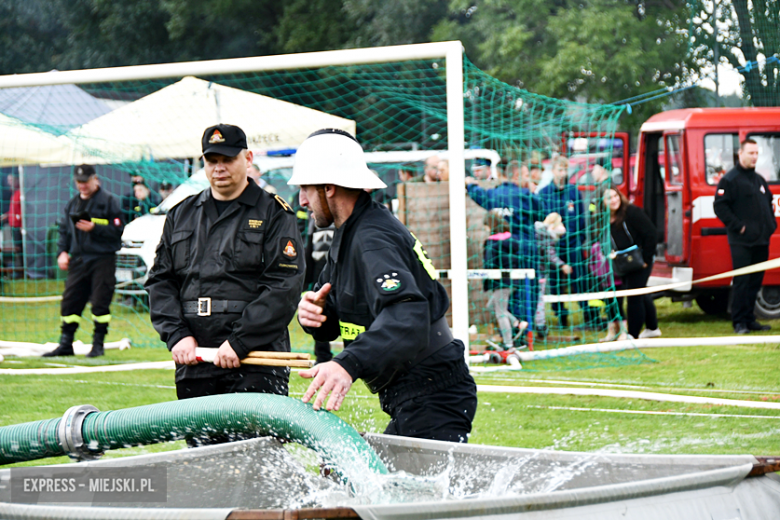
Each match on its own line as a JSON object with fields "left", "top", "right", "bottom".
{"left": 241, "top": 358, "right": 314, "bottom": 368}
{"left": 246, "top": 351, "right": 311, "bottom": 360}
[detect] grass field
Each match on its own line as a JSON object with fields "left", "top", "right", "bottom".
{"left": 1, "top": 296, "right": 779, "bottom": 468}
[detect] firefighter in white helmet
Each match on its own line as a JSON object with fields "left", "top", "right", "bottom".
{"left": 290, "top": 129, "right": 477, "bottom": 442}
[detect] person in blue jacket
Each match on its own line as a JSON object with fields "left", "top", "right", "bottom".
{"left": 537, "top": 156, "right": 602, "bottom": 329}
{"left": 465, "top": 167, "right": 543, "bottom": 328}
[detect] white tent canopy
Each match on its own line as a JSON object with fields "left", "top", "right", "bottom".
{"left": 0, "top": 113, "right": 73, "bottom": 166}
{"left": 67, "top": 76, "right": 356, "bottom": 161}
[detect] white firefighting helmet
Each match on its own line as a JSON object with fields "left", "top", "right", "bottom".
{"left": 288, "top": 129, "right": 387, "bottom": 189}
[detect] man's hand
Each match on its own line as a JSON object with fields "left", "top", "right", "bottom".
{"left": 213, "top": 340, "right": 240, "bottom": 369}
{"left": 298, "top": 283, "right": 331, "bottom": 328}
{"left": 561, "top": 264, "right": 573, "bottom": 275}
{"left": 300, "top": 361, "right": 353, "bottom": 411}
{"left": 171, "top": 336, "right": 199, "bottom": 365}
{"left": 75, "top": 219, "right": 95, "bottom": 232}
{"left": 57, "top": 252, "right": 70, "bottom": 271}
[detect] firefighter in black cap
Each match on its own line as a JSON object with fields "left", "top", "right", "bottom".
{"left": 289, "top": 129, "right": 478, "bottom": 443}
{"left": 44, "top": 165, "right": 124, "bottom": 358}
{"left": 145, "top": 124, "right": 304, "bottom": 444}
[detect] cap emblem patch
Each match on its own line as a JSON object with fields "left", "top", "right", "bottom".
{"left": 209, "top": 130, "right": 225, "bottom": 144}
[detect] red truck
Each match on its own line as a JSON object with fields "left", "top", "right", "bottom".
{"left": 575, "top": 108, "right": 780, "bottom": 318}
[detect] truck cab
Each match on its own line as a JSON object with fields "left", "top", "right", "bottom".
{"left": 634, "top": 108, "right": 780, "bottom": 318}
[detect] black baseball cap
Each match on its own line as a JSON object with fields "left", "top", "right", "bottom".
{"left": 202, "top": 124, "right": 248, "bottom": 157}
{"left": 74, "top": 164, "right": 96, "bottom": 182}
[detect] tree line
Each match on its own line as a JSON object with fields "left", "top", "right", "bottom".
{"left": 0, "top": 0, "right": 773, "bottom": 128}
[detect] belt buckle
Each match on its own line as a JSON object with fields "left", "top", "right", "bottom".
{"left": 197, "top": 297, "right": 211, "bottom": 317}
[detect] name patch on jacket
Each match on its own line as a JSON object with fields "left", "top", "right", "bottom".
{"left": 339, "top": 321, "right": 365, "bottom": 340}
{"left": 248, "top": 219, "right": 263, "bottom": 229}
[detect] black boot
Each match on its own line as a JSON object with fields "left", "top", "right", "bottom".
{"left": 43, "top": 331, "right": 75, "bottom": 357}
{"left": 87, "top": 327, "right": 106, "bottom": 358}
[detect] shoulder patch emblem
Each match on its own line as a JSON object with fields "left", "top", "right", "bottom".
{"left": 760, "top": 185, "right": 766, "bottom": 194}
{"left": 717, "top": 189, "right": 725, "bottom": 196}
{"left": 274, "top": 195, "right": 293, "bottom": 213}
{"left": 248, "top": 219, "right": 263, "bottom": 229}
{"left": 376, "top": 272, "right": 402, "bottom": 292}
{"left": 282, "top": 240, "right": 297, "bottom": 258}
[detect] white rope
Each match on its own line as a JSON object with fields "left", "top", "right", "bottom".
{"left": 525, "top": 405, "right": 780, "bottom": 420}
{"left": 515, "top": 335, "right": 780, "bottom": 362}
{"left": 477, "top": 384, "right": 780, "bottom": 410}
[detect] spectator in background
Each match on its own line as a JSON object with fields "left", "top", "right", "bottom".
{"left": 437, "top": 159, "right": 450, "bottom": 182}
{"left": 121, "top": 172, "right": 161, "bottom": 222}
{"left": 713, "top": 138, "right": 776, "bottom": 334}
{"left": 605, "top": 188, "right": 659, "bottom": 340}
{"left": 472, "top": 158, "right": 491, "bottom": 180}
{"left": 0, "top": 174, "right": 22, "bottom": 278}
{"left": 482, "top": 209, "right": 528, "bottom": 350}
{"left": 466, "top": 163, "right": 543, "bottom": 330}
{"left": 533, "top": 212, "right": 572, "bottom": 336}
{"left": 537, "top": 156, "right": 602, "bottom": 330}
{"left": 423, "top": 155, "right": 440, "bottom": 183}
{"left": 45, "top": 165, "right": 124, "bottom": 358}
{"left": 247, "top": 163, "right": 277, "bottom": 194}
{"left": 528, "top": 152, "right": 544, "bottom": 191}
{"left": 159, "top": 181, "right": 175, "bottom": 201}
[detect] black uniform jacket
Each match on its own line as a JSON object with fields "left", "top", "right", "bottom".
{"left": 145, "top": 181, "right": 304, "bottom": 380}
{"left": 713, "top": 164, "right": 777, "bottom": 246}
{"left": 57, "top": 187, "right": 124, "bottom": 260}
{"left": 303, "top": 192, "right": 450, "bottom": 393}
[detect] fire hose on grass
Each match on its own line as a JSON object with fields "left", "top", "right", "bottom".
{"left": 0, "top": 393, "right": 389, "bottom": 480}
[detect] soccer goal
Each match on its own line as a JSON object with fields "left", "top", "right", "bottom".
{"left": 0, "top": 41, "right": 625, "bottom": 358}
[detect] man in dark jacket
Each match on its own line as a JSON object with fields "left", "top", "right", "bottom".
{"left": 291, "top": 129, "right": 477, "bottom": 443}
{"left": 713, "top": 138, "right": 777, "bottom": 334}
{"left": 145, "top": 125, "right": 304, "bottom": 442}
{"left": 538, "top": 156, "right": 603, "bottom": 329}
{"left": 44, "top": 165, "right": 124, "bottom": 358}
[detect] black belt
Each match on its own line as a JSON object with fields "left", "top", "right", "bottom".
{"left": 182, "top": 299, "right": 249, "bottom": 316}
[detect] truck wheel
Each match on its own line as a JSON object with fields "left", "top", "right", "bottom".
{"left": 755, "top": 286, "right": 780, "bottom": 320}
{"left": 695, "top": 291, "right": 729, "bottom": 315}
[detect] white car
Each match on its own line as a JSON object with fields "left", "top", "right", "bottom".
{"left": 114, "top": 149, "right": 501, "bottom": 298}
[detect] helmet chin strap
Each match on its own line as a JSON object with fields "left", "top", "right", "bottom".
{"left": 316, "top": 186, "right": 334, "bottom": 226}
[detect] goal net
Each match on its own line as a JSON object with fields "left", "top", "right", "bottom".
{"left": 0, "top": 42, "right": 642, "bottom": 368}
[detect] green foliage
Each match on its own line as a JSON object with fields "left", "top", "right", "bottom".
{"left": 433, "top": 0, "right": 692, "bottom": 130}
{"left": 689, "top": 0, "right": 780, "bottom": 106}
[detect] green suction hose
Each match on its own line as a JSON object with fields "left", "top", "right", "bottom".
{"left": 0, "top": 394, "right": 388, "bottom": 477}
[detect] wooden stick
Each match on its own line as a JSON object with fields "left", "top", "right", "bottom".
{"left": 246, "top": 351, "right": 311, "bottom": 360}
{"left": 241, "top": 358, "right": 314, "bottom": 368}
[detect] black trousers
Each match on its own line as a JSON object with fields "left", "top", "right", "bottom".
{"left": 382, "top": 349, "right": 478, "bottom": 443}
{"left": 729, "top": 244, "right": 769, "bottom": 327}
{"left": 60, "top": 256, "right": 116, "bottom": 334}
{"left": 617, "top": 262, "right": 658, "bottom": 338}
{"left": 176, "top": 370, "right": 289, "bottom": 447}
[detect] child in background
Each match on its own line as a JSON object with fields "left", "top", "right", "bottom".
{"left": 534, "top": 212, "right": 572, "bottom": 334}
{"left": 483, "top": 210, "right": 528, "bottom": 350}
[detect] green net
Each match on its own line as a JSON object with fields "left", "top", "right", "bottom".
{"left": 688, "top": 0, "right": 780, "bottom": 107}
{"left": 0, "top": 50, "right": 650, "bottom": 369}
